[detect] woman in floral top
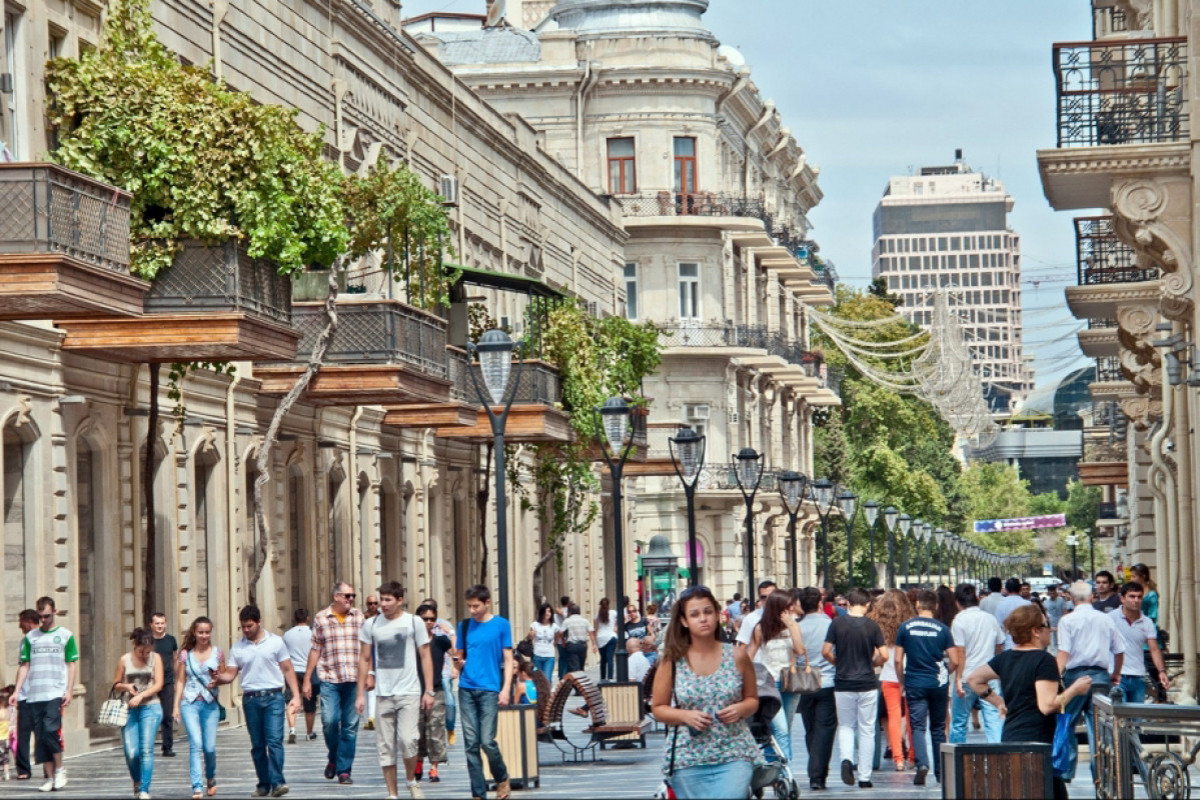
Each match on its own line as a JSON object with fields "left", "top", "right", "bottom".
{"left": 650, "top": 585, "right": 761, "bottom": 799}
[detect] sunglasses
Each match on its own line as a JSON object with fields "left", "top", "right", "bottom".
{"left": 339, "top": 593, "right": 356, "bottom": 600}
{"left": 420, "top": 616, "right": 436, "bottom": 622}
{"left": 367, "top": 601, "right": 379, "bottom": 606}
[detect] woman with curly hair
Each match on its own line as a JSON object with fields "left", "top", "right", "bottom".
{"left": 868, "top": 589, "right": 916, "bottom": 771}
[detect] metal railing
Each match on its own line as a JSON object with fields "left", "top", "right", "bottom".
{"left": 1075, "top": 216, "right": 1159, "bottom": 284}
{"left": 619, "top": 191, "right": 768, "bottom": 221}
{"left": 0, "top": 163, "right": 132, "bottom": 273}
{"left": 1054, "top": 37, "right": 1188, "bottom": 147}
{"left": 291, "top": 299, "right": 448, "bottom": 379}
{"left": 449, "top": 351, "right": 562, "bottom": 407}
{"left": 1096, "top": 355, "right": 1123, "bottom": 382}
{"left": 144, "top": 239, "right": 292, "bottom": 325}
{"left": 1089, "top": 318, "right": 1117, "bottom": 329}
{"left": 1093, "top": 693, "right": 1200, "bottom": 800}
{"left": 1083, "top": 437, "right": 1126, "bottom": 463}
{"left": 658, "top": 322, "right": 769, "bottom": 350}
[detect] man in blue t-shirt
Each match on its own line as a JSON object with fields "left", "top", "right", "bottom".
{"left": 453, "top": 584, "right": 513, "bottom": 800}
{"left": 895, "top": 590, "right": 962, "bottom": 787}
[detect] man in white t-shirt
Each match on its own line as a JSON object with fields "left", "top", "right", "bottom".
{"left": 735, "top": 580, "right": 778, "bottom": 663}
{"left": 356, "top": 581, "right": 434, "bottom": 800}
{"left": 948, "top": 584, "right": 1004, "bottom": 744}
{"left": 1109, "top": 581, "right": 1169, "bottom": 703}
{"left": 282, "top": 608, "right": 318, "bottom": 743}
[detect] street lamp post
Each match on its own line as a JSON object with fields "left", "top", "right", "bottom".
{"left": 898, "top": 514, "right": 913, "bottom": 588}
{"left": 733, "top": 449, "right": 766, "bottom": 595}
{"left": 883, "top": 506, "right": 899, "bottom": 589}
{"left": 838, "top": 490, "right": 859, "bottom": 589}
{"left": 1066, "top": 533, "right": 1078, "bottom": 580}
{"left": 595, "top": 396, "right": 637, "bottom": 682}
{"left": 669, "top": 427, "right": 707, "bottom": 587}
{"left": 934, "top": 529, "right": 946, "bottom": 585}
{"left": 810, "top": 478, "right": 837, "bottom": 591}
{"left": 778, "top": 471, "right": 808, "bottom": 589}
{"left": 466, "top": 329, "right": 525, "bottom": 621}
{"left": 862, "top": 500, "right": 879, "bottom": 588}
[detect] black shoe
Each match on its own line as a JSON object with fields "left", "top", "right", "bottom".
{"left": 337, "top": 773, "right": 353, "bottom": 785}
{"left": 324, "top": 763, "right": 336, "bottom": 780}
{"left": 809, "top": 780, "right": 825, "bottom": 791}
{"left": 841, "top": 760, "right": 855, "bottom": 786}
{"left": 914, "top": 765, "right": 929, "bottom": 786}
{"left": 162, "top": 748, "right": 176, "bottom": 758}
{"left": 858, "top": 781, "right": 873, "bottom": 789}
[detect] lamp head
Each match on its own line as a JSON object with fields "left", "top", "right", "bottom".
{"left": 862, "top": 500, "right": 879, "bottom": 528}
{"left": 777, "top": 470, "right": 805, "bottom": 511}
{"left": 912, "top": 519, "right": 925, "bottom": 542}
{"left": 473, "top": 329, "right": 516, "bottom": 404}
{"left": 669, "top": 426, "right": 704, "bottom": 484}
{"left": 810, "top": 478, "right": 836, "bottom": 516}
{"left": 734, "top": 448, "right": 762, "bottom": 490}
{"left": 597, "top": 396, "right": 630, "bottom": 452}
{"left": 883, "top": 506, "right": 899, "bottom": 532}
{"left": 836, "top": 490, "right": 858, "bottom": 521}
{"left": 898, "top": 513, "right": 912, "bottom": 536}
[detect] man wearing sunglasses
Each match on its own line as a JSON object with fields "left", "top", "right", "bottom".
{"left": 304, "top": 582, "right": 365, "bottom": 785}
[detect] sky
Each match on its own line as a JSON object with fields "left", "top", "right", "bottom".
{"left": 401, "top": 0, "right": 1096, "bottom": 388}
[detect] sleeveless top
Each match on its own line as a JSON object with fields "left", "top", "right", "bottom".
{"left": 761, "top": 633, "right": 794, "bottom": 682}
{"left": 664, "top": 643, "right": 762, "bottom": 774}
{"left": 179, "top": 647, "right": 224, "bottom": 704}
{"left": 123, "top": 652, "right": 161, "bottom": 704}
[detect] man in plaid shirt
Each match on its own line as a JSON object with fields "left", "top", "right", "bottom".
{"left": 303, "top": 581, "right": 365, "bottom": 785}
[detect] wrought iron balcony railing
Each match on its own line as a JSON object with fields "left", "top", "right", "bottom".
{"left": 1054, "top": 36, "right": 1188, "bottom": 147}
{"left": 1075, "top": 216, "right": 1159, "bottom": 284}
{"left": 0, "top": 163, "right": 132, "bottom": 273}
{"left": 291, "top": 299, "right": 448, "bottom": 379}
{"left": 659, "top": 322, "right": 772, "bottom": 350}
{"left": 145, "top": 239, "right": 292, "bottom": 325}
{"left": 448, "top": 346, "right": 562, "bottom": 407}
{"left": 619, "top": 191, "right": 768, "bottom": 222}
{"left": 1096, "top": 355, "right": 1123, "bottom": 382}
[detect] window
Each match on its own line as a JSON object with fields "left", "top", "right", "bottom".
{"left": 678, "top": 262, "right": 700, "bottom": 319}
{"left": 607, "top": 137, "right": 636, "bottom": 194}
{"left": 5, "top": 10, "right": 22, "bottom": 158}
{"left": 673, "top": 137, "right": 697, "bottom": 198}
{"left": 624, "top": 262, "right": 639, "bottom": 320}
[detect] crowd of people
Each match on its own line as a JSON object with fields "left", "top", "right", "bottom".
{"left": 647, "top": 565, "right": 1168, "bottom": 799}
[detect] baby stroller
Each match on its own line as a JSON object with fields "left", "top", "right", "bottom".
{"left": 748, "top": 664, "right": 799, "bottom": 800}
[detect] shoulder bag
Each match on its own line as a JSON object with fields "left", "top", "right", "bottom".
{"left": 781, "top": 659, "right": 822, "bottom": 695}
{"left": 96, "top": 684, "right": 128, "bottom": 728}
{"left": 1051, "top": 701, "right": 1074, "bottom": 779}
{"left": 185, "top": 649, "right": 226, "bottom": 721}
{"left": 653, "top": 658, "right": 679, "bottom": 800}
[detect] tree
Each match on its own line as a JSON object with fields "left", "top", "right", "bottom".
{"left": 957, "top": 462, "right": 1037, "bottom": 555}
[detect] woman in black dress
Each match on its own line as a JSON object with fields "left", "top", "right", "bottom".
{"left": 966, "top": 604, "right": 1092, "bottom": 800}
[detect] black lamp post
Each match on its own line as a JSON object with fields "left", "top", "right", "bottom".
{"left": 778, "top": 471, "right": 808, "bottom": 589}
{"left": 1089, "top": 530, "right": 1096, "bottom": 578}
{"left": 934, "top": 528, "right": 946, "bottom": 585}
{"left": 883, "top": 506, "right": 899, "bottom": 588}
{"left": 595, "top": 396, "right": 637, "bottom": 682}
{"left": 733, "top": 448, "right": 766, "bottom": 595}
{"left": 466, "top": 329, "right": 525, "bottom": 621}
{"left": 810, "top": 478, "right": 837, "bottom": 591}
{"left": 863, "top": 500, "right": 879, "bottom": 588}
{"left": 898, "top": 514, "right": 913, "bottom": 588}
{"left": 838, "top": 489, "right": 859, "bottom": 590}
{"left": 1067, "top": 533, "right": 1078, "bottom": 580}
{"left": 669, "top": 426, "right": 706, "bottom": 587}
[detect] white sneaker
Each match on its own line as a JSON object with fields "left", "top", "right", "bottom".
{"left": 138, "top": 793, "right": 151, "bottom": 800}
{"left": 37, "top": 778, "right": 53, "bottom": 792}
{"left": 54, "top": 769, "right": 67, "bottom": 790}
{"left": 407, "top": 780, "right": 425, "bottom": 799}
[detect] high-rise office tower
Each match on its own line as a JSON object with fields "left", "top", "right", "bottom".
{"left": 872, "top": 150, "right": 1032, "bottom": 412}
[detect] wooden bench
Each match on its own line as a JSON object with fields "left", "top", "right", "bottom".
{"left": 597, "top": 681, "right": 649, "bottom": 749}
{"left": 538, "top": 671, "right": 648, "bottom": 762}
{"left": 941, "top": 742, "right": 1053, "bottom": 799}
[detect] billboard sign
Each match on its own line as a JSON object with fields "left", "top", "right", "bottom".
{"left": 973, "top": 513, "right": 1067, "bottom": 533}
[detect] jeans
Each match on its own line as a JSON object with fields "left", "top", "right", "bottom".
{"left": 1120, "top": 675, "right": 1148, "bottom": 703}
{"left": 1060, "top": 666, "right": 1111, "bottom": 784}
{"left": 445, "top": 676, "right": 457, "bottom": 733}
{"left": 180, "top": 699, "right": 219, "bottom": 792}
{"left": 767, "top": 685, "right": 800, "bottom": 763}
{"left": 460, "top": 688, "right": 507, "bottom": 799}
{"left": 160, "top": 676, "right": 175, "bottom": 752}
{"left": 122, "top": 703, "right": 163, "bottom": 793}
{"left": 243, "top": 691, "right": 286, "bottom": 791}
{"left": 834, "top": 689, "right": 878, "bottom": 784}
{"left": 950, "top": 680, "right": 1002, "bottom": 744}
{"left": 14, "top": 699, "right": 30, "bottom": 776}
{"left": 564, "top": 641, "right": 588, "bottom": 672}
{"left": 598, "top": 638, "right": 617, "bottom": 680}
{"left": 319, "top": 680, "right": 360, "bottom": 776}
{"left": 672, "top": 760, "right": 754, "bottom": 799}
{"left": 532, "top": 655, "right": 555, "bottom": 678}
{"left": 798, "top": 687, "right": 837, "bottom": 785}
{"left": 556, "top": 643, "right": 569, "bottom": 680}
{"left": 906, "top": 685, "right": 949, "bottom": 780}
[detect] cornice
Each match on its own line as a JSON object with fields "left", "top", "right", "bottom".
{"left": 1037, "top": 142, "right": 1190, "bottom": 177}
{"left": 1064, "top": 280, "right": 1162, "bottom": 319}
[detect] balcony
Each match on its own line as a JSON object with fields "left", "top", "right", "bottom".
{"left": 619, "top": 192, "right": 769, "bottom": 222}
{"left": 1039, "top": 37, "right": 1190, "bottom": 209}
{"left": 427, "top": 351, "right": 570, "bottom": 443}
{"left": 1075, "top": 216, "right": 1159, "bottom": 284}
{"left": 1078, "top": 433, "right": 1129, "bottom": 486}
{"left": 0, "top": 163, "right": 147, "bottom": 320}
{"left": 255, "top": 299, "right": 451, "bottom": 406}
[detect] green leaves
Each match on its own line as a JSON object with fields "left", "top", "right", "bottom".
{"left": 45, "top": 0, "right": 347, "bottom": 280}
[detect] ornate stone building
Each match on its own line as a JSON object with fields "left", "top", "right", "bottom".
{"left": 1036, "top": 0, "right": 1198, "bottom": 697}
{"left": 0, "top": 0, "right": 625, "bottom": 750}
{"left": 411, "top": 0, "right": 840, "bottom": 597}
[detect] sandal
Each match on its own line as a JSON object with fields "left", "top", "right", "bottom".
{"left": 207, "top": 778, "right": 217, "bottom": 797}
{"left": 192, "top": 793, "right": 203, "bottom": 799}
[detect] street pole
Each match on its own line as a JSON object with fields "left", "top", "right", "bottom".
{"left": 898, "top": 514, "right": 912, "bottom": 589}
{"left": 734, "top": 449, "right": 765, "bottom": 596}
{"left": 838, "top": 490, "right": 859, "bottom": 590}
{"left": 883, "top": 506, "right": 899, "bottom": 589}
{"left": 597, "top": 398, "right": 636, "bottom": 682}
{"left": 778, "top": 472, "right": 808, "bottom": 590}
{"left": 863, "top": 501, "right": 879, "bottom": 588}
{"left": 669, "top": 427, "right": 706, "bottom": 588}
{"left": 810, "top": 479, "right": 837, "bottom": 592}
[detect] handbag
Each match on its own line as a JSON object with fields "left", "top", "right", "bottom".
{"left": 1051, "top": 705, "right": 1074, "bottom": 778}
{"left": 96, "top": 685, "right": 128, "bottom": 728}
{"left": 185, "top": 649, "right": 224, "bottom": 721}
{"left": 781, "top": 660, "right": 822, "bottom": 695}
{"left": 654, "top": 660, "right": 680, "bottom": 800}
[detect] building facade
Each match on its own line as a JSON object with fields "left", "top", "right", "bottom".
{"left": 872, "top": 152, "right": 1033, "bottom": 412}
{"left": 411, "top": 0, "right": 840, "bottom": 598}
{"left": 0, "top": 0, "right": 626, "bottom": 750}
{"left": 1036, "top": 0, "right": 1198, "bottom": 699}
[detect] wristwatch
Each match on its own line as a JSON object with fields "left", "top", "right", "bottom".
{"left": 425, "top": 690, "right": 436, "bottom": 697}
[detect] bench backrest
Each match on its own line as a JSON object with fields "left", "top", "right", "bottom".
{"left": 564, "top": 671, "right": 609, "bottom": 727}
{"left": 541, "top": 674, "right": 571, "bottom": 728}
{"left": 641, "top": 661, "right": 659, "bottom": 717}
{"left": 530, "top": 669, "right": 553, "bottom": 724}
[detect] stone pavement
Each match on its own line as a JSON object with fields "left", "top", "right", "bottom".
{"left": 0, "top": 711, "right": 1119, "bottom": 799}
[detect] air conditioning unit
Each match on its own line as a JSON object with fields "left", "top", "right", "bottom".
{"left": 440, "top": 174, "right": 459, "bottom": 207}
{"left": 687, "top": 403, "right": 710, "bottom": 421}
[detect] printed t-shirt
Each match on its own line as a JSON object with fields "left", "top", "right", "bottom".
{"left": 824, "top": 614, "right": 884, "bottom": 692}
{"left": 361, "top": 612, "right": 430, "bottom": 697}
{"left": 990, "top": 648, "right": 1061, "bottom": 744}
{"left": 624, "top": 618, "right": 649, "bottom": 641}
{"left": 896, "top": 616, "right": 955, "bottom": 689}
{"left": 458, "top": 616, "right": 513, "bottom": 693}
{"left": 529, "top": 622, "right": 558, "bottom": 658}
{"left": 20, "top": 627, "right": 80, "bottom": 703}
{"left": 227, "top": 631, "right": 291, "bottom": 692}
